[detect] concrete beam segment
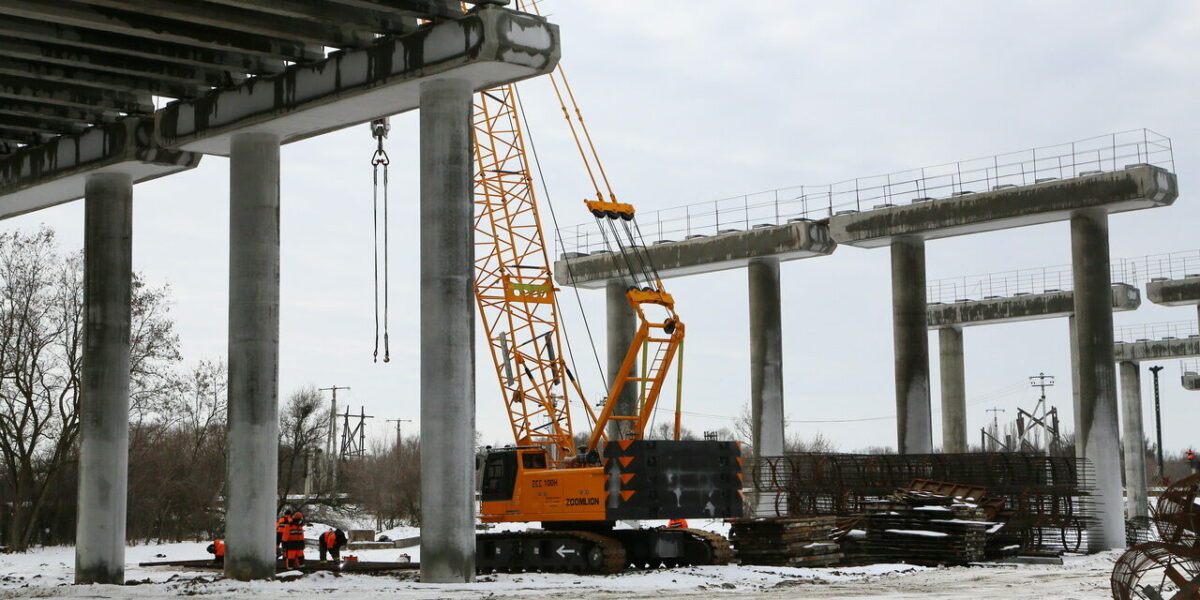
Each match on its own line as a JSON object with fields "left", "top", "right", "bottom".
{"left": 0, "top": 99, "right": 120, "bottom": 127}
{"left": 157, "top": 6, "right": 560, "bottom": 155}
{"left": 605, "top": 280, "right": 638, "bottom": 442}
{"left": 0, "top": 56, "right": 209, "bottom": 100}
{"left": 419, "top": 78, "right": 476, "bottom": 584}
{"left": 829, "top": 165, "right": 1177, "bottom": 248}
{"left": 749, "top": 258, "right": 785, "bottom": 458}
{"left": 891, "top": 236, "right": 933, "bottom": 454}
{"left": 0, "top": 117, "right": 201, "bottom": 221}
{"left": 1114, "top": 337, "right": 1200, "bottom": 362}
{"left": 0, "top": 17, "right": 280, "bottom": 75}
{"left": 224, "top": 132, "right": 281, "bottom": 581}
{"left": 0, "top": 114, "right": 84, "bottom": 136}
{"left": 328, "top": 0, "right": 465, "bottom": 20}
{"left": 76, "top": 0, "right": 377, "bottom": 49}
{"left": 0, "top": 37, "right": 244, "bottom": 91}
{"left": 926, "top": 284, "right": 1140, "bottom": 328}
{"left": 3, "top": 0, "right": 323, "bottom": 62}
{"left": 202, "top": 0, "right": 419, "bottom": 35}
{"left": 554, "top": 220, "right": 835, "bottom": 289}
{"left": 1146, "top": 276, "right": 1200, "bottom": 307}
{"left": 1070, "top": 208, "right": 1123, "bottom": 551}
{"left": 75, "top": 172, "right": 132, "bottom": 585}
{"left": 0, "top": 75, "right": 153, "bottom": 114}
{"left": 938, "top": 327, "right": 967, "bottom": 453}
{"left": 1118, "top": 361, "right": 1149, "bottom": 520}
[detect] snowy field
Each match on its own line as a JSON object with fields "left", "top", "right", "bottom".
{"left": 0, "top": 542, "right": 1123, "bottom": 600}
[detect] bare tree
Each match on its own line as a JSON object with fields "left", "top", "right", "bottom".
{"left": 278, "top": 386, "right": 328, "bottom": 510}
{"left": 0, "top": 228, "right": 181, "bottom": 550}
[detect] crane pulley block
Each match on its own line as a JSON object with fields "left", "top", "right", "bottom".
{"left": 585, "top": 199, "right": 635, "bottom": 219}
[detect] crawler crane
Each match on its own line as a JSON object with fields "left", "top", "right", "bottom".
{"left": 467, "top": 2, "right": 743, "bottom": 574}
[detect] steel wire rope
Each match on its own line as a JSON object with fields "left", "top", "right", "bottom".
{"left": 512, "top": 85, "right": 607, "bottom": 403}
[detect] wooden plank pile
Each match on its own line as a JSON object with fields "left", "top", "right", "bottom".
{"left": 729, "top": 516, "right": 843, "bottom": 567}
{"left": 856, "top": 489, "right": 992, "bottom": 566}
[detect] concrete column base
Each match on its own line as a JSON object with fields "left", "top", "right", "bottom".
{"left": 938, "top": 327, "right": 967, "bottom": 453}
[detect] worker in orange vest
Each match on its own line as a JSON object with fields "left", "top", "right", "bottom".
{"left": 281, "top": 512, "right": 307, "bottom": 569}
{"left": 318, "top": 528, "right": 348, "bottom": 562}
{"left": 667, "top": 518, "right": 689, "bottom": 529}
{"left": 205, "top": 539, "right": 225, "bottom": 565}
{"left": 276, "top": 508, "right": 294, "bottom": 558}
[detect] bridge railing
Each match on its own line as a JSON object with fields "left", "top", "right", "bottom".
{"left": 556, "top": 128, "right": 1173, "bottom": 257}
{"left": 1114, "top": 320, "right": 1199, "bottom": 344}
{"left": 926, "top": 259, "right": 1144, "bottom": 305}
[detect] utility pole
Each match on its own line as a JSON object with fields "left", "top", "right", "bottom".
{"left": 319, "top": 385, "right": 350, "bottom": 488}
{"left": 1149, "top": 366, "right": 1165, "bottom": 482}
{"left": 387, "top": 418, "right": 413, "bottom": 451}
{"left": 985, "top": 407, "right": 1006, "bottom": 451}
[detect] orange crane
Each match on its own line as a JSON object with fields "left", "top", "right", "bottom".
{"left": 467, "top": 1, "right": 742, "bottom": 574}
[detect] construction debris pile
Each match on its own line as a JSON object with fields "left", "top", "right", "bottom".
{"left": 754, "top": 452, "right": 1094, "bottom": 555}
{"left": 730, "top": 516, "right": 842, "bottom": 567}
{"left": 1111, "top": 473, "right": 1200, "bottom": 600}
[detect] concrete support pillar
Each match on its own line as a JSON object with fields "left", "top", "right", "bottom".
{"left": 605, "top": 279, "right": 637, "bottom": 441}
{"left": 938, "top": 327, "right": 967, "bottom": 453}
{"left": 75, "top": 172, "right": 133, "bottom": 585}
{"left": 1069, "top": 316, "right": 1081, "bottom": 424}
{"left": 419, "top": 77, "right": 475, "bottom": 584}
{"left": 225, "top": 132, "right": 281, "bottom": 581}
{"left": 891, "top": 236, "right": 933, "bottom": 454}
{"left": 1070, "top": 208, "right": 1123, "bottom": 550}
{"left": 749, "top": 258, "right": 785, "bottom": 458}
{"left": 1119, "top": 361, "right": 1149, "bottom": 520}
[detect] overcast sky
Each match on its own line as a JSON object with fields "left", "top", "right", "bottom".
{"left": 8, "top": 1, "right": 1200, "bottom": 454}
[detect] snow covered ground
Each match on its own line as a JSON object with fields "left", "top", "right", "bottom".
{"left": 0, "top": 521, "right": 1123, "bottom": 600}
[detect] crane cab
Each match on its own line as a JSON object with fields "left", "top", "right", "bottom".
{"left": 480, "top": 446, "right": 609, "bottom": 523}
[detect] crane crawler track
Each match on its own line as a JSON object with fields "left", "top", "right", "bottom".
{"left": 477, "top": 530, "right": 627, "bottom": 574}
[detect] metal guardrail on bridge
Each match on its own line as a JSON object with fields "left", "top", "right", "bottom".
{"left": 1114, "top": 320, "right": 1200, "bottom": 344}
{"left": 557, "top": 129, "right": 1173, "bottom": 256}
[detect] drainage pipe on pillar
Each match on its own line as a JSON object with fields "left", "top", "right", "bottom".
{"left": 938, "top": 326, "right": 967, "bottom": 453}
{"left": 419, "top": 77, "right": 476, "bottom": 584}
{"left": 1119, "top": 361, "right": 1149, "bottom": 520}
{"left": 225, "top": 132, "right": 281, "bottom": 581}
{"left": 75, "top": 172, "right": 133, "bottom": 585}
{"left": 890, "top": 235, "right": 933, "bottom": 454}
{"left": 1070, "top": 208, "right": 1123, "bottom": 550}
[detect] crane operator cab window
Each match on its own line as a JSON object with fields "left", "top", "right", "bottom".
{"left": 521, "top": 450, "right": 547, "bottom": 470}
{"left": 481, "top": 450, "right": 517, "bottom": 502}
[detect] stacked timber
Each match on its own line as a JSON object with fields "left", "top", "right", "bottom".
{"left": 729, "top": 516, "right": 843, "bottom": 567}
{"left": 857, "top": 491, "right": 991, "bottom": 566}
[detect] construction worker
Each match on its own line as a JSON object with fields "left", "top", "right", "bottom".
{"left": 281, "top": 513, "right": 307, "bottom": 569}
{"left": 1188, "top": 449, "right": 1197, "bottom": 474}
{"left": 205, "top": 539, "right": 225, "bottom": 565}
{"left": 318, "top": 527, "right": 348, "bottom": 562}
{"left": 667, "top": 518, "right": 689, "bottom": 529}
{"left": 276, "top": 508, "right": 294, "bottom": 557}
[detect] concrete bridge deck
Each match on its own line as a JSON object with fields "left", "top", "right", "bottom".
{"left": 828, "top": 164, "right": 1176, "bottom": 248}
{"left": 554, "top": 219, "right": 834, "bottom": 288}
{"left": 927, "top": 283, "right": 1140, "bottom": 328}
